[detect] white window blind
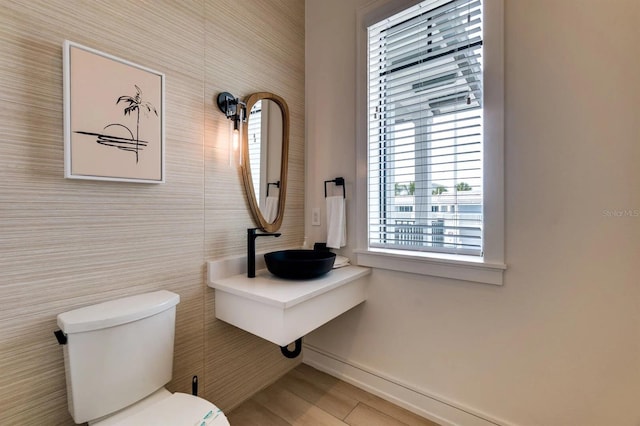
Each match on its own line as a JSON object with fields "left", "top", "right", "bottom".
{"left": 368, "top": 0, "right": 484, "bottom": 256}
{"left": 247, "top": 100, "right": 262, "bottom": 203}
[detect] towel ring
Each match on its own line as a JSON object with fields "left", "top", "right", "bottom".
{"left": 324, "top": 177, "right": 345, "bottom": 198}
{"left": 266, "top": 181, "right": 280, "bottom": 197}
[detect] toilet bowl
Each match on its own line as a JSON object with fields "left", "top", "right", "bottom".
{"left": 55, "top": 290, "right": 229, "bottom": 425}
{"left": 91, "top": 389, "right": 228, "bottom": 426}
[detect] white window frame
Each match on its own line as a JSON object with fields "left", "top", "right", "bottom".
{"left": 355, "top": 0, "right": 505, "bottom": 285}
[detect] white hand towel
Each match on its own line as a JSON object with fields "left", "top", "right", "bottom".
{"left": 333, "top": 255, "right": 351, "bottom": 268}
{"left": 326, "top": 196, "right": 346, "bottom": 249}
{"left": 264, "top": 196, "right": 279, "bottom": 223}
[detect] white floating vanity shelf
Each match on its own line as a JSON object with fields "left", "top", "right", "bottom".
{"left": 207, "top": 263, "right": 370, "bottom": 346}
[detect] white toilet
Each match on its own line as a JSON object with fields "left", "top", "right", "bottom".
{"left": 56, "top": 290, "right": 230, "bottom": 425}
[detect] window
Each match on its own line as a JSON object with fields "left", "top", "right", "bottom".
{"left": 368, "top": 0, "right": 483, "bottom": 256}
{"left": 247, "top": 100, "right": 262, "bottom": 202}
{"left": 356, "top": 0, "right": 505, "bottom": 285}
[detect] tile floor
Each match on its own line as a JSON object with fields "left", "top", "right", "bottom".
{"left": 228, "top": 363, "right": 440, "bottom": 426}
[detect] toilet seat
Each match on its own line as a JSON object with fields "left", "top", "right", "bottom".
{"left": 92, "top": 391, "right": 229, "bottom": 426}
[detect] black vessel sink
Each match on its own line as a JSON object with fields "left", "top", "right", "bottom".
{"left": 264, "top": 250, "right": 336, "bottom": 280}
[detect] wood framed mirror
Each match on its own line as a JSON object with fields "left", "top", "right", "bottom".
{"left": 241, "top": 92, "right": 289, "bottom": 232}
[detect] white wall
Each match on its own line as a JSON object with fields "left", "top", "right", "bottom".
{"left": 305, "top": 0, "right": 640, "bottom": 425}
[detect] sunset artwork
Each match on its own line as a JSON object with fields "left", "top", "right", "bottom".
{"left": 64, "top": 41, "right": 165, "bottom": 183}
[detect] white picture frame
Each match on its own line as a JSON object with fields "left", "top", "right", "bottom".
{"left": 63, "top": 40, "right": 165, "bottom": 183}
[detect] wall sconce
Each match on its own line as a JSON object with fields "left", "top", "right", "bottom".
{"left": 217, "top": 92, "right": 246, "bottom": 166}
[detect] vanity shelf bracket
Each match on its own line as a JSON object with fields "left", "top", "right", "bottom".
{"left": 324, "top": 177, "right": 345, "bottom": 198}
{"left": 280, "top": 338, "right": 302, "bottom": 359}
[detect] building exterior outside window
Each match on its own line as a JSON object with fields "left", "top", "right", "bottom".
{"left": 368, "top": 0, "right": 484, "bottom": 256}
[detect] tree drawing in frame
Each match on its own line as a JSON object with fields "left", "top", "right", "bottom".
{"left": 74, "top": 85, "right": 158, "bottom": 164}
{"left": 64, "top": 41, "right": 165, "bottom": 183}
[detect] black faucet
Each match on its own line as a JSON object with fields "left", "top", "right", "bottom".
{"left": 247, "top": 228, "right": 281, "bottom": 278}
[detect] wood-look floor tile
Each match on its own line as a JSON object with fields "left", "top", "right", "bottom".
{"left": 345, "top": 403, "right": 409, "bottom": 426}
{"left": 277, "top": 368, "right": 359, "bottom": 420}
{"left": 293, "top": 364, "right": 439, "bottom": 426}
{"left": 227, "top": 399, "right": 290, "bottom": 426}
{"left": 252, "top": 383, "right": 348, "bottom": 426}
{"left": 230, "top": 364, "right": 440, "bottom": 426}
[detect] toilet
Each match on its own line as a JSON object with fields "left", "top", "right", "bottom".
{"left": 55, "top": 290, "right": 230, "bottom": 425}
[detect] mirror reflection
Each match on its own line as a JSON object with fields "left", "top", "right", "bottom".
{"left": 246, "top": 100, "right": 283, "bottom": 223}
{"left": 241, "top": 92, "right": 289, "bottom": 233}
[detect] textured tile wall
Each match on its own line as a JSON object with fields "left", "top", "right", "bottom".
{"left": 0, "top": 0, "right": 304, "bottom": 423}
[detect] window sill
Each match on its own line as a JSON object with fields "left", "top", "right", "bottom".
{"left": 353, "top": 248, "right": 506, "bottom": 285}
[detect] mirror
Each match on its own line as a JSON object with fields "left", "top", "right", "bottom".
{"left": 241, "top": 92, "right": 289, "bottom": 232}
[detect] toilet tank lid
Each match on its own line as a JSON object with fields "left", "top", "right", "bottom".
{"left": 57, "top": 290, "right": 180, "bottom": 334}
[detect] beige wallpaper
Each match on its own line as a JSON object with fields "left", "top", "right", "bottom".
{"left": 0, "top": 0, "right": 304, "bottom": 424}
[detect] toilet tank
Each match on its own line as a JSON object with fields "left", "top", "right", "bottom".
{"left": 57, "top": 290, "right": 180, "bottom": 424}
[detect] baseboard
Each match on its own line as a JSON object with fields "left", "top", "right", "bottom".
{"left": 303, "top": 343, "right": 508, "bottom": 426}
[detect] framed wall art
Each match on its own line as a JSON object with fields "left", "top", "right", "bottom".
{"left": 63, "top": 40, "right": 165, "bottom": 183}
